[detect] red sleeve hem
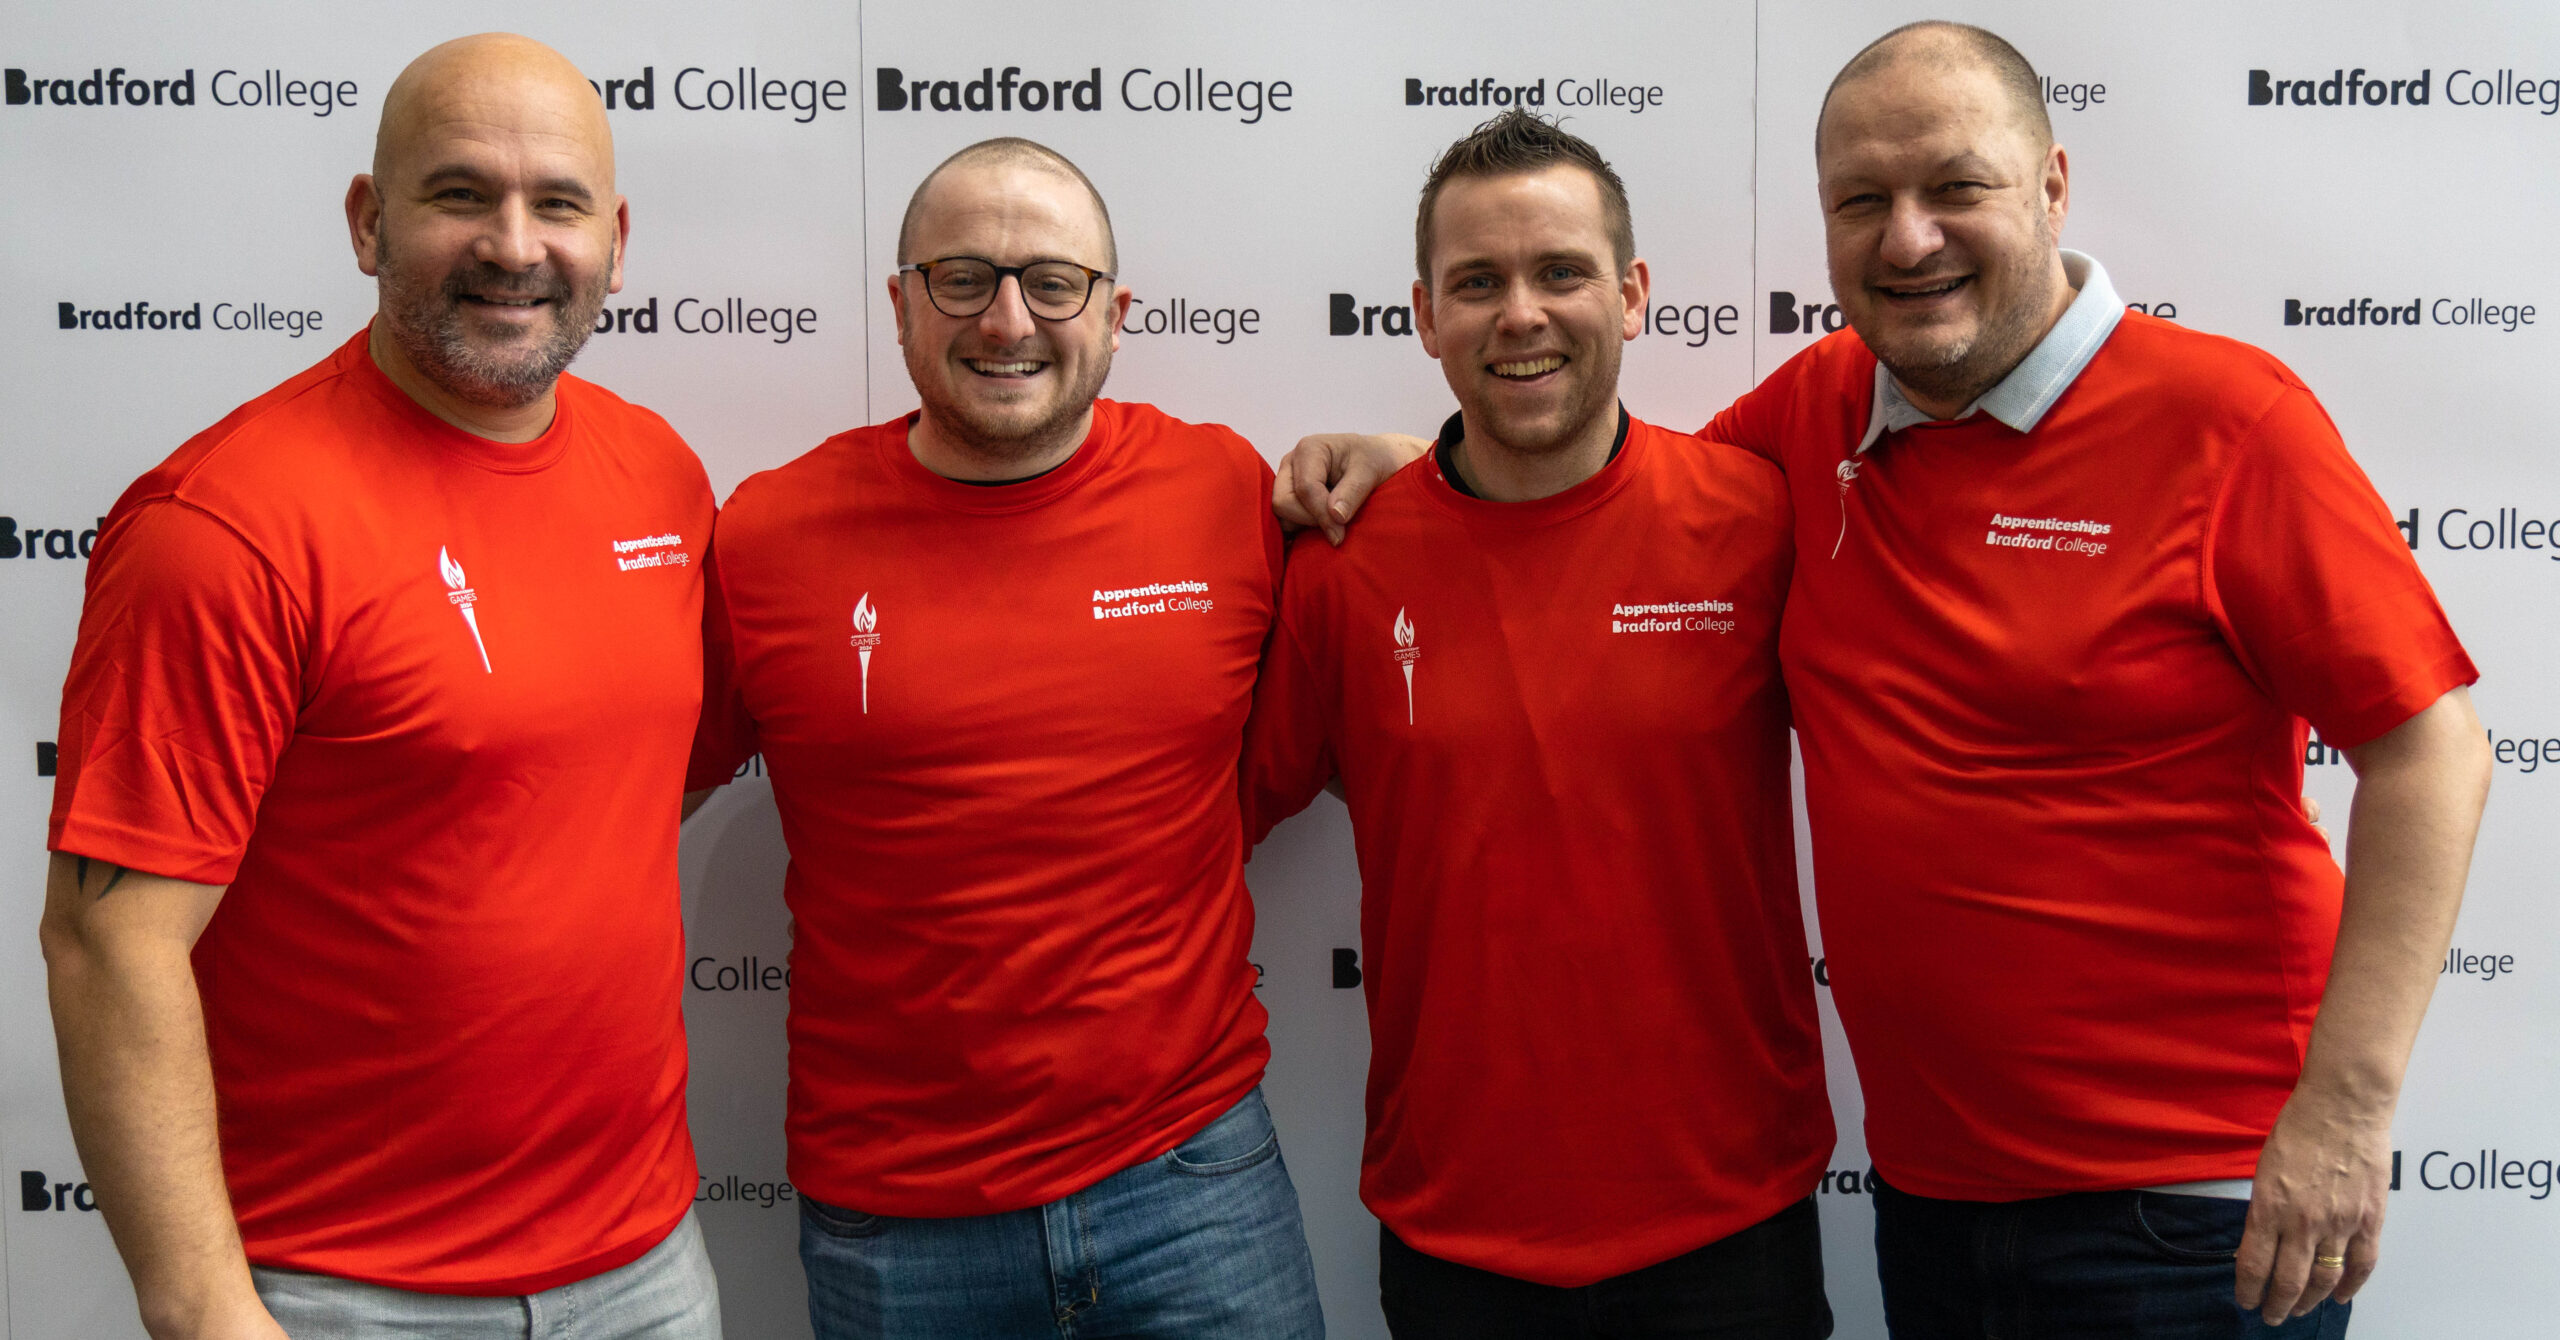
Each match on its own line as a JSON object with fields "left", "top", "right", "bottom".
{"left": 47, "top": 818, "right": 243, "bottom": 887}
{"left": 2311, "top": 649, "right": 2480, "bottom": 751}
{"left": 683, "top": 755, "right": 747, "bottom": 793}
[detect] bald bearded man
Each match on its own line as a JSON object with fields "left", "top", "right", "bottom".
{"left": 42, "top": 34, "right": 721, "bottom": 1339}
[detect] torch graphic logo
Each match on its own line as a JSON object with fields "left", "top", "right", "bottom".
{"left": 850, "top": 593, "right": 881, "bottom": 713}
{"left": 1392, "top": 606, "right": 1419, "bottom": 724}
{"left": 438, "top": 546, "right": 492, "bottom": 673}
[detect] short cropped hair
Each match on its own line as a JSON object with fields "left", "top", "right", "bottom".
{"left": 896, "top": 137, "right": 1118, "bottom": 271}
{"left": 1818, "top": 21, "right": 2052, "bottom": 154}
{"left": 1414, "top": 110, "right": 1635, "bottom": 280}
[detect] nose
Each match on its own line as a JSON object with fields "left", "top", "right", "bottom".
{"left": 474, "top": 195, "right": 546, "bottom": 272}
{"left": 975, "top": 273, "right": 1039, "bottom": 346}
{"left": 1879, "top": 194, "right": 1944, "bottom": 271}
{"left": 1494, "top": 276, "right": 1547, "bottom": 339}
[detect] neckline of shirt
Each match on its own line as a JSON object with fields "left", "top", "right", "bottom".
{"left": 340, "top": 323, "right": 580, "bottom": 474}
{"left": 887, "top": 402, "right": 1116, "bottom": 514}
{"left": 1855, "top": 249, "right": 2126, "bottom": 456}
{"left": 1424, "top": 404, "right": 1639, "bottom": 528}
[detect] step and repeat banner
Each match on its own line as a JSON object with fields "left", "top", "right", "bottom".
{"left": 3, "top": 1, "right": 2552, "bottom": 1336}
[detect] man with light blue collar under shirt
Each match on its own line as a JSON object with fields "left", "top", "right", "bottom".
{"left": 1277, "top": 21, "right": 2490, "bottom": 1340}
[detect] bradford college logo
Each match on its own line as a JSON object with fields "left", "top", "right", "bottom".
{"left": 850, "top": 593, "right": 881, "bottom": 713}
{"left": 438, "top": 546, "right": 491, "bottom": 673}
{"left": 1392, "top": 607, "right": 1419, "bottom": 724}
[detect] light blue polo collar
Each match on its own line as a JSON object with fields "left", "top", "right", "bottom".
{"left": 1855, "top": 250, "right": 2124, "bottom": 454}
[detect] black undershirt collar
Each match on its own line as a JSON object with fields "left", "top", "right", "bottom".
{"left": 951, "top": 454, "right": 1071, "bottom": 487}
{"left": 1434, "top": 404, "right": 1630, "bottom": 500}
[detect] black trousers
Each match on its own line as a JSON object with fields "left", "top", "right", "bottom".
{"left": 1872, "top": 1177, "right": 2351, "bottom": 1340}
{"left": 1378, "top": 1197, "right": 1833, "bottom": 1340}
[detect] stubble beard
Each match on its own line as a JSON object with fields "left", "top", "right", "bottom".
{"left": 1863, "top": 214, "right": 2060, "bottom": 410}
{"left": 908, "top": 337, "right": 1113, "bottom": 465}
{"left": 1472, "top": 336, "right": 1619, "bottom": 458}
{"left": 374, "top": 222, "right": 610, "bottom": 411}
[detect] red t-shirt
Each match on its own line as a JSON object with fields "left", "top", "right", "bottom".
{"left": 688, "top": 401, "right": 1281, "bottom": 1217}
{"left": 49, "top": 329, "right": 712, "bottom": 1291}
{"left": 1703, "top": 314, "right": 2476, "bottom": 1200}
{"left": 1242, "top": 415, "right": 1830, "bottom": 1286}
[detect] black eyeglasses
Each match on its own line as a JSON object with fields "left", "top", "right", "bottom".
{"left": 898, "top": 256, "right": 1116, "bottom": 321}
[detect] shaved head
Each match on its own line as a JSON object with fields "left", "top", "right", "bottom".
{"left": 1818, "top": 21, "right": 2050, "bottom": 156}
{"left": 352, "top": 33, "right": 625, "bottom": 418}
{"left": 376, "top": 34, "right": 614, "bottom": 192}
{"left": 897, "top": 138, "right": 1116, "bottom": 270}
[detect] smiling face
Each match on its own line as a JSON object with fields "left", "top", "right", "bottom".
{"left": 354, "top": 36, "right": 624, "bottom": 411}
{"left": 1817, "top": 54, "right": 2070, "bottom": 414}
{"left": 1415, "top": 165, "right": 1644, "bottom": 457}
{"left": 890, "top": 160, "right": 1128, "bottom": 464}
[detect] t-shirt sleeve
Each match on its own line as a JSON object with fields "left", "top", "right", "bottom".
{"left": 1699, "top": 371, "right": 1785, "bottom": 466}
{"left": 1238, "top": 577, "right": 1336, "bottom": 848}
{"left": 2204, "top": 385, "right": 2477, "bottom": 749}
{"left": 685, "top": 535, "right": 760, "bottom": 791}
{"left": 48, "top": 500, "right": 307, "bottom": 884}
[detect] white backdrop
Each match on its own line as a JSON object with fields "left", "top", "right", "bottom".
{"left": 3, "top": 2, "right": 2553, "bottom": 1336}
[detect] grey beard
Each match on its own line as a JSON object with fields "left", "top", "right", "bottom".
{"left": 375, "top": 234, "right": 609, "bottom": 410}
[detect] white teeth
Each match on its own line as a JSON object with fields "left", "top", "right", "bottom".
{"left": 1492, "top": 356, "right": 1565, "bottom": 377}
{"left": 970, "top": 360, "right": 1042, "bottom": 375}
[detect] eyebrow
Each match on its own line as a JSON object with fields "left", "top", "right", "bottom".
{"left": 1444, "top": 247, "right": 1603, "bottom": 276}
{"left": 418, "top": 164, "right": 598, "bottom": 201}
{"left": 1933, "top": 152, "right": 2008, "bottom": 178}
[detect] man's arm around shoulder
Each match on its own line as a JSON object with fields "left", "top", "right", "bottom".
{"left": 40, "top": 853, "right": 287, "bottom": 1340}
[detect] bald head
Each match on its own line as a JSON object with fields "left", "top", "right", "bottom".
{"left": 375, "top": 33, "right": 614, "bottom": 191}
{"left": 1818, "top": 22, "right": 2050, "bottom": 157}
{"left": 351, "top": 33, "right": 627, "bottom": 422}
{"left": 897, "top": 138, "right": 1116, "bottom": 271}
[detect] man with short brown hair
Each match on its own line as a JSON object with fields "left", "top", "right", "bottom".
{"left": 1246, "top": 108, "right": 1832, "bottom": 1339}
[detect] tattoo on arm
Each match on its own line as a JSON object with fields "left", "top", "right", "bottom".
{"left": 74, "top": 856, "right": 132, "bottom": 901}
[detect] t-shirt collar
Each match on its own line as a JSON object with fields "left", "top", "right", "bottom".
{"left": 1434, "top": 404, "right": 1630, "bottom": 500}
{"left": 1855, "top": 249, "right": 2124, "bottom": 455}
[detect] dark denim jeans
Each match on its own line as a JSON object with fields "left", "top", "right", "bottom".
{"left": 1872, "top": 1177, "right": 2351, "bottom": 1339}
{"left": 1378, "top": 1196, "right": 1833, "bottom": 1339}
{"left": 799, "top": 1086, "right": 1323, "bottom": 1340}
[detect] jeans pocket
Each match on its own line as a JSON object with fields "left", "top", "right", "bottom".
{"left": 801, "top": 1194, "right": 891, "bottom": 1240}
{"left": 1164, "top": 1088, "right": 1283, "bottom": 1178}
{"left": 2130, "top": 1191, "right": 2247, "bottom": 1263}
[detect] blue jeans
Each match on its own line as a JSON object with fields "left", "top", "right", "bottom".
{"left": 1378, "top": 1196, "right": 1833, "bottom": 1339}
{"left": 251, "top": 1209, "right": 721, "bottom": 1338}
{"left": 1872, "top": 1177, "right": 2350, "bottom": 1339}
{"left": 799, "top": 1086, "right": 1324, "bottom": 1339}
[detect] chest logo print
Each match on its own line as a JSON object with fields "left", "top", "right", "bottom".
{"left": 438, "top": 546, "right": 492, "bottom": 673}
{"left": 1611, "top": 599, "right": 1735, "bottom": 634}
{"left": 1986, "top": 512, "right": 2112, "bottom": 557}
{"left": 1831, "top": 457, "right": 1862, "bottom": 560}
{"left": 850, "top": 594, "right": 882, "bottom": 714}
{"left": 611, "top": 532, "right": 689, "bottom": 571}
{"left": 1392, "top": 607, "right": 1420, "bottom": 725}
{"left": 1092, "top": 580, "right": 1215, "bottom": 620}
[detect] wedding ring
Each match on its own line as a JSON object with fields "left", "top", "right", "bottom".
{"left": 2314, "top": 1254, "right": 2348, "bottom": 1269}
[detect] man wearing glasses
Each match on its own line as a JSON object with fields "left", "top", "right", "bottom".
{"left": 683, "top": 138, "right": 1323, "bottom": 1339}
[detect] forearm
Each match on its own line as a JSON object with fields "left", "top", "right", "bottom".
{"left": 40, "top": 855, "right": 264, "bottom": 1339}
{"left": 2300, "top": 690, "right": 2491, "bottom": 1109}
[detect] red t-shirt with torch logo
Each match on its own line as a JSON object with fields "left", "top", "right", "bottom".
{"left": 1241, "top": 415, "right": 1830, "bottom": 1287}
{"left": 49, "top": 329, "right": 713, "bottom": 1293}
{"left": 688, "top": 401, "right": 1283, "bottom": 1216}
